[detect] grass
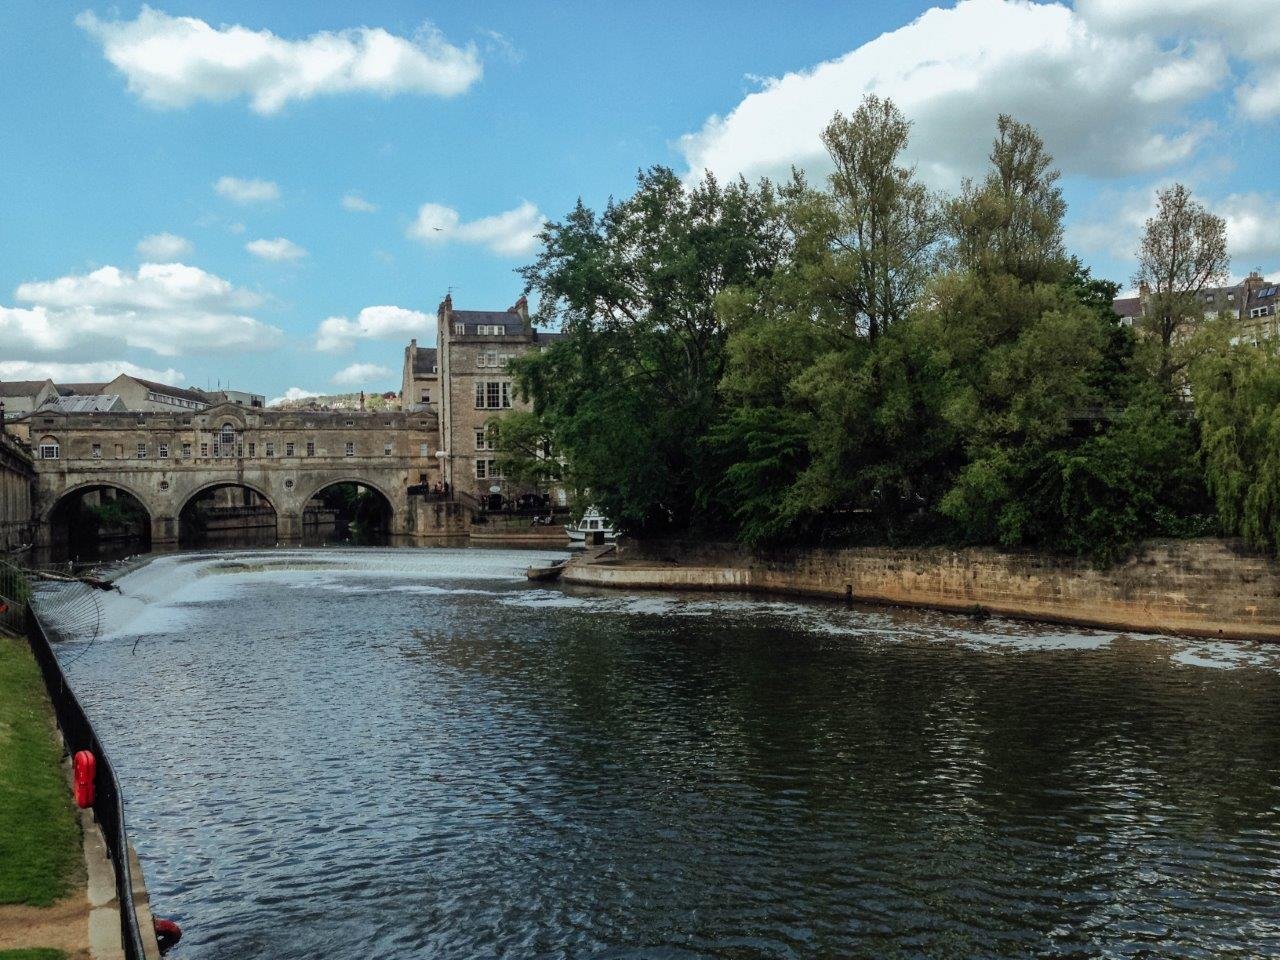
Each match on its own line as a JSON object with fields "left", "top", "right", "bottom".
{"left": 0, "top": 950, "right": 69, "bottom": 960}
{"left": 0, "top": 633, "right": 81, "bottom": 907}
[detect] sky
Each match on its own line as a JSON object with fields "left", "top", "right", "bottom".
{"left": 1, "top": 1, "right": 1277, "bottom": 403}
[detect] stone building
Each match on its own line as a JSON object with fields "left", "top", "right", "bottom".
{"left": 412, "top": 294, "right": 563, "bottom": 503}
{"left": 0, "top": 380, "right": 59, "bottom": 420}
{"left": 0, "top": 425, "right": 34, "bottom": 552}
{"left": 401, "top": 339, "right": 439, "bottom": 415}
{"left": 1113, "top": 270, "right": 1277, "bottom": 341}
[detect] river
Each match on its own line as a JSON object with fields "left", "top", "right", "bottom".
{"left": 46, "top": 547, "right": 1280, "bottom": 959}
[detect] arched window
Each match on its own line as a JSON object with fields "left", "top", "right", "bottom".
{"left": 38, "top": 435, "right": 60, "bottom": 460}
{"left": 219, "top": 423, "right": 235, "bottom": 447}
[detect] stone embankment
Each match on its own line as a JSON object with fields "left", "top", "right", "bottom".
{"left": 561, "top": 538, "right": 1280, "bottom": 641}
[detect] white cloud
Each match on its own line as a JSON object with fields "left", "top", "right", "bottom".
{"left": 77, "top": 7, "right": 483, "bottom": 114}
{"left": 4, "top": 262, "right": 280, "bottom": 357}
{"left": 214, "top": 176, "right": 280, "bottom": 204}
{"left": 267, "top": 387, "right": 322, "bottom": 407}
{"left": 1077, "top": 0, "right": 1280, "bottom": 120}
{"left": 0, "top": 359, "right": 186, "bottom": 385}
{"left": 246, "top": 237, "right": 308, "bottom": 262}
{"left": 136, "top": 232, "right": 192, "bottom": 259}
{"left": 677, "top": 0, "right": 1228, "bottom": 189}
{"left": 331, "top": 363, "right": 393, "bottom": 386}
{"left": 342, "top": 193, "right": 377, "bottom": 213}
{"left": 407, "top": 200, "right": 542, "bottom": 256}
{"left": 316, "top": 305, "right": 433, "bottom": 352}
{"left": 1220, "top": 194, "right": 1280, "bottom": 270}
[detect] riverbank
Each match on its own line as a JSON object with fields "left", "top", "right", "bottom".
{"left": 0, "top": 631, "right": 86, "bottom": 959}
{"left": 562, "top": 538, "right": 1280, "bottom": 641}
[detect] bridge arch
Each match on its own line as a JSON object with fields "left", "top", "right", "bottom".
{"left": 42, "top": 480, "right": 154, "bottom": 553}
{"left": 299, "top": 476, "right": 398, "bottom": 541}
{"left": 178, "top": 479, "right": 279, "bottom": 547}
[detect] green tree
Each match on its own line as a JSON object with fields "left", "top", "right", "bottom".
{"left": 514, "top": 167, "right": 789, "bottom": 534}
{"left": 1134, "top": 183, "right": 1230, "bottom": 389}
{"left": 1191, "top": 334, "right": 1280, "bottom": 553}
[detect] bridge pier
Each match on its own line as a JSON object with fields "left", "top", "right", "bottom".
{"left": 151, "top": 515, "right": 177, "bottom": 544}
{"left": 278, "top": 512, "right": 302, "bottom": 542}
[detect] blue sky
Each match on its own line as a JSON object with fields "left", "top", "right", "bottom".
{"left": 1, "top": 1, "right": 1277, "bottom": 402}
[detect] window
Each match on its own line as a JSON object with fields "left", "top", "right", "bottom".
{"left": 220, "top": 424, "right": 235, "bottom": 447}
{"left": 158, "top": 443, "right": 169, "bottom": 458}
{"left": 419, "top": 442, "right": 430, "bottom": 457}
{"left": 91, "top": 443, "right": 101, "bottom": 459}
{"left": 212, "top": 442, "right": 220, "bottom": 458}
{"left": 475, "top": 458, "right": 502, "bottom": 479}
{"left": 248, "top": 442, "right": 255, "bottom": 458}
{"left": 38, "top": 440, "right": 59, "bottom": 460}
{"left": 478, "top": 351, "right": 497, "bottom": 368}
{"left": 237, "top": 444, "right": 244, "bottom": 458}
{"left": 200, "top": 442, "right": 209, "bottom": 457}
{"left": 476, "top": 458, "right": 486, "bottom": 479}
{"left": 475, "top": 429, "right": 488, "bottom": 451}
{"left": 345, "top": 441, "right": 355, "bottom": 457}
{"left": 182, "top": 443, "right": 192, "bottom": 458}
{"left": 266, "top": 442, "right": 275, "bottom": 457}
{"left": 285, "top": 442, "right": 295, "bottom": 457}
{"left": 477, "top": 324, "right": 504, "bottom": 336}
{"left": 419, "top": 390, "right": 430, "bottom": 403}
{"left": 474, "top": 380, "right": 512, "bottom": 409}
{"left": 345, "top": 419, "right": 354, "bottom": 427}
{"left": 136, "top": 442, "right": 147, "bottom": 459}
{"left": 384, "top": 441, "right": 393, "bottom": 455}
{"left": 306, "top": 441, "right": 315, "bottom": 457}
{"left": 454, "top": 322, "right": 465, "bottom": 335}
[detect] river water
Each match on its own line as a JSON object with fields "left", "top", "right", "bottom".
{"left": 48, "top": 547, "right": 1280, "bottom": 959}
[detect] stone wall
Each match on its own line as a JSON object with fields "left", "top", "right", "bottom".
{"left": 562, "top": 538, "right": 1280, "bottom": 641}
{"left": 0, "top": 431, "right": 34, "bottom": 551}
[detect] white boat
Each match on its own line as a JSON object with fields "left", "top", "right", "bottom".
{"left": 565, "top": 506, "right": 616, "bottom": 543}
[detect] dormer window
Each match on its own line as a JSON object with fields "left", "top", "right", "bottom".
{"left": 454, "top": 322, "right": 465, "bottom": 335}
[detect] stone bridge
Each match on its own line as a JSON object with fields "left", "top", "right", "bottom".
{"left": 28, "top": 403, "right": 444, "bottom": 544}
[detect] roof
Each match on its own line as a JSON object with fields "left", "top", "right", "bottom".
{"left": 56, "top": 382, "right": 107, "bottom": 396}
{"left": 130, "top": 377, "right": 210, "bottom": 404}
{"left": 0, "top": 379, "right": 54, "bottom": 397}
{"left": 1111, "top": 297, "right": 1143, "bottom": 319}
{"left": 450, "top": 309, "right": 528, "bottom": 337}
{"left": 411, "top": 346, "right": 438, "bottom": 376}
{"left": 40, "top": 394, "right": 125, "bottom": 413}
{"left": 534, "top": 330, "right": 567, "bottom": 343}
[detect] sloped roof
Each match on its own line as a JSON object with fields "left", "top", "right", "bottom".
{"left": 451, "top": 310, "right": 528, "bottom": 336}
{"left": 56, "top": 382, "right": 107, "bottom": 396}
{"left": 0, "top": 379, "right": 54, "bottom": 397}
{"left": 129, "top": 377, "right": 210, "bottom": 404}
{"left": 41, "top": 394, "right": 125, "bottom": 413}
{"left": 411, "top": 346, "right": 438, "bottom": 376}
{"left": 1112, "top": 297, "right": 1143, "bottom": 319}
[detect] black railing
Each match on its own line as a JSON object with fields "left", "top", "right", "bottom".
{"left": 24, "top": 606, "right": 148, "bottom": 960}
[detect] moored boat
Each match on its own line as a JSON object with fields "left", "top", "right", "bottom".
{"left": 526, "top": 558, "right": 570, "bottom": 581}
{"left": 565, "top": 507, "right": 616, "bottom": 543}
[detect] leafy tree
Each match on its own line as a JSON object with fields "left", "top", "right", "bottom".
{"left": 1191, "top": 334, "right": 1280, "bottom": 552}
{"left": 514, "top": 167, "right": 789, "bottom": 534}
{"left": 820, "top": 97, "right": 940, "bottom": 341}
{"left": 487, "top": 411, "right": 563, "bottom": 491}
{"left": 1134, "top": 183, "right": 1230, "bottom": 389}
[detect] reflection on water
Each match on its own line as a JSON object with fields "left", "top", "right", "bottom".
{"left": 52, "top": 549, "right": 1280, "bottom": 959}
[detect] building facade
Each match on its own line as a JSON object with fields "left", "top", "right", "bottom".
{"left": 416, "top": 294, "right": 563, "bottom": 502}
{"left": 0, "top": 427, "right": 35, "bottom": 552}
{"left": 1113, "top": 270, "right": 1277, "bottom": 341}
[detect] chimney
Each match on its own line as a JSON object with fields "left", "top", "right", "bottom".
{"left": 1138, "top": 280, "right": 1150, "bottom": 298}
{"left": 360, "top": 390, "right": 366, "bottom": 411}
{"left": 511, "top": 295, "right": 529, "bottom": 323}
{"left": 0, "top": 400, "right": 5, "bottom": 435}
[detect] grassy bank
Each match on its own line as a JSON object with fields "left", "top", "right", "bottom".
{"left": 0, "top": 632, "right": 81, "bottom": 907}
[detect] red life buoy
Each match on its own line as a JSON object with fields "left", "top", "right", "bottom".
{"left": 72, "top": 750, "right": 95, "bottom": 808}
{"left": 154, "top": 917, "right": 183, "bottom": 955}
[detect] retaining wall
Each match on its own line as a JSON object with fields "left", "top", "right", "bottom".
{"left": 562, "top": 538, "right": 1280, "bottom": 640}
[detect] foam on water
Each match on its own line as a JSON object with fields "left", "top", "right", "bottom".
{"left": 55, "top": 547, "right": 1280, "bottom": 674}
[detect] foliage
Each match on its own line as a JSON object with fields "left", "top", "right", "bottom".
{"left": 514, "top": 165, "right": 789, "bottom": 535}
{"left": 1191, "top": 335, "right": 1280, "bottom": 553}
{"left": 486, "top": 411, "right": 562, "bottom": 490}
{"left": 1134, "top": 183, "right": 1230, "bottom": 388}
{"left": 510, "top": 99, "right": 1261, "bottom": 563}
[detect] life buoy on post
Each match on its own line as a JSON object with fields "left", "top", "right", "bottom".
{"left": 154, "top": 917, "right": 183, "bottom": 955}
{"left": 73, "top": 750, "right": 95, "bottom": 808}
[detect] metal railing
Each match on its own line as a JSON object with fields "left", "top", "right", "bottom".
{"left": 12, "top": 569, "right": 148, "bottom": 960}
